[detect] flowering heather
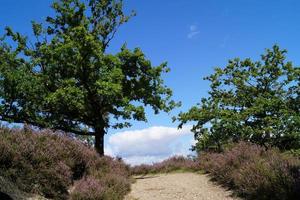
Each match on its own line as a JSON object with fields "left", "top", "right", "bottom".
{"left": 131, "top": 142, "right": 300, "bottom": 200}
{"left": 70, "top": 177, "right": 106, "bottom": 200}
{"left": 199, "top": 142, "right": 300, "bottom": 200}
{"left": 131, "top": 156, "right": 200, "bottom": 175}
{"left": 0, "top": 127, "right": 131, "bottom": 199}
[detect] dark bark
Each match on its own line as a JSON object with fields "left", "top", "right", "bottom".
{"left": 95, "top": 127, "right": 105, "bottom": 156}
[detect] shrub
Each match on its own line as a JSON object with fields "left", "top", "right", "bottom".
{"left": 100, "top": 174, "right": 131, "bottom": 200}
{"left": 0, "top": 128, "right": 131, "bottom": 199}
{"left": 285, "top": 149, "right": 300, "bottom": 159}
{"left": 0, "top": 176, "right": 28, "bottom": 200}
{"left": 199, "top": 142, "right": 264, "bottom": 186}
{"left": 130, "top": 164, "right": 153, "bottom": 175}
{"left": 70, "top": 177, "right": 106, "bottom": 200}
{"left": 199, "top": 142, "right": 300, "bottom": 200}
{"left": 70, "top": 156, "right": 131, "bottom": 200}
{"left": 131, "top": 156, "right": 200, "bottom": 175}
{"left": 233, "top": 151, "right": 300, "bottom": 200}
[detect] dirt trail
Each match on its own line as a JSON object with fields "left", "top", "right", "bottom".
{"left": 125, "top": 173, "right": 239, "bottom": 200}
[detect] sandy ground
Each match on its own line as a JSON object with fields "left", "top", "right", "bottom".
{"left": 125, "top": 173, "right": 239, "bottom": 200}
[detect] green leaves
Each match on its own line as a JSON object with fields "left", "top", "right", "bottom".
{"left": 0, "top": 0, "right": 177, "bottom": 145}
{"left": 31, "top": 22, "right": 43, "bottom": 36}
{"left": 178, "top": 45, "right": 300, "bottom": 152}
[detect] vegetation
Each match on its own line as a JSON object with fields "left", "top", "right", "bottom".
{"left": 177, "top": 45, "right": 300, "bottom": 152}
{"left": 0, "top": 176, "right": 27, "bottom": 200}
{"left": 0, "top": 0, "right": 177, "bottom": 155}
{"left": 171, "top": 46, "right": 300, "bottom": 199}
{"left": 132, "top": 142, "right": 300, "bottom": 200}
{"left": 131, "top": 46, "right": 300, "bottom": 199}
{"left": 0, "top": 128, "right": 131, "bottom": 199}
{"left": 131, "top": 156, "right": 200, "bottom": 175}
{"left": 199, "top": 142, "right": 300, "bottom": 200}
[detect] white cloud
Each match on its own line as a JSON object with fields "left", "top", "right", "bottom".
{"left": 105, "top": 126, "right": 195, "bottom": 165}
{"left": 123, "top": 155, "right": 167, "bottom": 166}
{"left": 187, "top": 24, "right": 200, "bottom": 39}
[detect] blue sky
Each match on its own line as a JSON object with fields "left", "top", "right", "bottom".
{"left": 1, "top": 0, "right": 300, "bottom": 164}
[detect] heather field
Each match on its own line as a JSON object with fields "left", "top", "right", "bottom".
{"left": 0, "top": 128, "right": 131, "bottom": 200}
{"left": 131, "top": 142, "right": 300, "bottom": 200}
{"left": 1, "top": 128, "right": 300, "bottom": 199}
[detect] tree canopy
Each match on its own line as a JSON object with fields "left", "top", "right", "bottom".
{"left": 177, "top": 45, "right": 300, "bottom": 152}
{"left": 0, "top": 0, "right": 177, "bottom": 155}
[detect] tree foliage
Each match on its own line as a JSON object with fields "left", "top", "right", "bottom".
{"left": 178, "top": 46, "right": 300, "bottom": 152}
{"left": 0, "top": 0, "right": 177, "bottom": 155}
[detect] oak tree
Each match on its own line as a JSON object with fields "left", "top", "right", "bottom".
{"left": 0, "top": 0, "right": 177, "bottom": 155}
{"left": 177, "top": 46, "right": 300, "bottom": 152}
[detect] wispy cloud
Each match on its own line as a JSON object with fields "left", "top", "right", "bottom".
{"left": 187, "top": 24, "right": 200, "bottom": 39}
{"left": 105, "top": 126, "right": 195, "bottom": 165}
{"left": 220, "top": 35, "right": 230, "bottom": 48}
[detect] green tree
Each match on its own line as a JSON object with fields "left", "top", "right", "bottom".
{"left": 177, "top": 46, "right": 300, "bottom": 152}
{"left": 0, "top": 0, "right": 177, "bottom": 155}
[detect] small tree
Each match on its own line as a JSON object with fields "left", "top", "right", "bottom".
{"left": 177, "top": 45, "right": 300, "bottom": 152}
{"left": 0, "top": 0, "right": 177, "bottom": 155}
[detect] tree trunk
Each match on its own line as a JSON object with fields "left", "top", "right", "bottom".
{"left": 95, "top": 128, "right": 105, "bottom": 156}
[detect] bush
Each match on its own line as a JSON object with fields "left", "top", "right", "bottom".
{"left": 131, "top": 164, "right": 153, "bottom": 175}
{"left": 131, "top": 156, "right": 200, "bottom": 175}
{"left": 0, "top": 176, "right": 27, "bottom": 200}
{"left": 199, "top": 142, "right": 300, "bottom": 200}
{"left": 233, "top": 151, "right": 300, "bottom": 200}
{"left": 100, "top": 174, "right": 131, "bottom": 200}
{"left": 0, "top": 128, "right": 131, "bottom": 199}
{"left": 199, "top": 142, "right": 264, "bottom": 186}
{"left": 70, "top": 177, "right": 106, "bottom": 200}
{"left": 285, "top": 149, "right": 300, "bottom": 159}
{"left": 70, "top": 174, "right": 131, "bottom": 200}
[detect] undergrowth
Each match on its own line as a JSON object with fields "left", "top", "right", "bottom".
{"left": 0, "top": 128, "right": 131, "bottom": 200}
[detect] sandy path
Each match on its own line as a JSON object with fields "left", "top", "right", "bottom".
{"left": 125, "top": 173, "right": 239, "bottom": 200}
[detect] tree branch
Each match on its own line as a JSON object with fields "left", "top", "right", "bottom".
{"left": 0, "top": 115, "right": 95, "bottom": 136}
